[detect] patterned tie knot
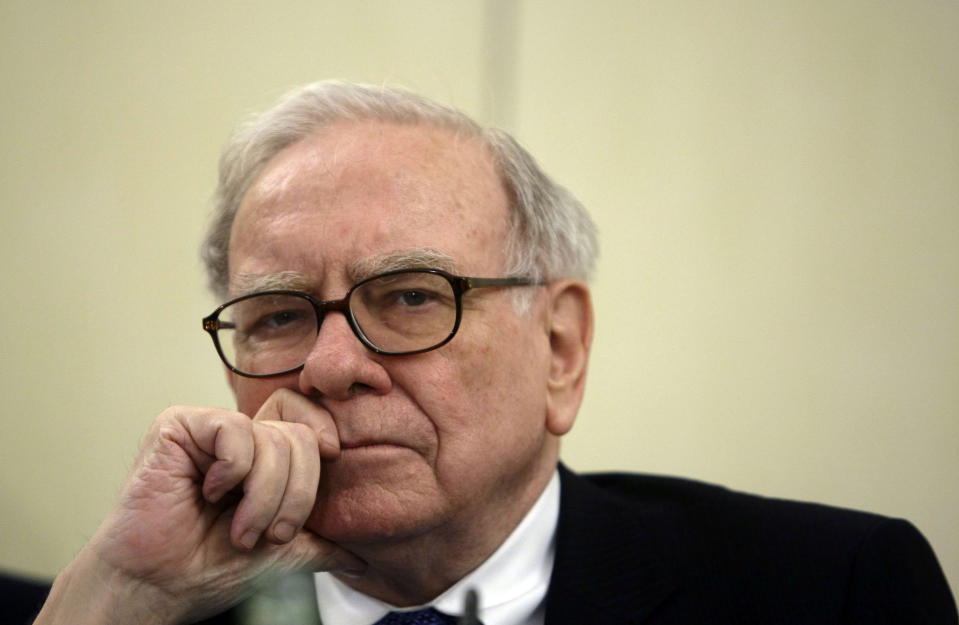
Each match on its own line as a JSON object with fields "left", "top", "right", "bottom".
{"left": 373, "top": 606, "right": 458, "bottom": 625}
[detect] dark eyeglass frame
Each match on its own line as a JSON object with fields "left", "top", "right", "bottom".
{"left": 202, "top": 268, "right": 538, "bottom": 378}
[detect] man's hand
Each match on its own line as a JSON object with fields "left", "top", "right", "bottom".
{"left": 35, "top": 390, "right": 363, "bottom": 625}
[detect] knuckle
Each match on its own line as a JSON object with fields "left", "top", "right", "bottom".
{"left": 284, "top": 484, "right": 318, "bottom": 510}
{"left": 286, "top": 421, "right": 318, "bottom": 445}
{"left": 259, "top": 423, "right": 290, "bottom": 448}
{"left": 152, "top": 406, "right": 189, "bottom": 433}
{"left": 216, "top": 409, "right": 254, "bottom": 430}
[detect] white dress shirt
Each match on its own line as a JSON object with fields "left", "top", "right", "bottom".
{"left": 314, "top": 470, "right": 560, "bottom": 625}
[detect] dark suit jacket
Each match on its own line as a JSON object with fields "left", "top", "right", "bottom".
{"left": 6, "top": 466, "right": 957, "bottom": 624}
{"left": 545, "top": 465, "right": 957, "bottom": 624}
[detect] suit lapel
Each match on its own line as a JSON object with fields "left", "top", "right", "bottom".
{"left": 544, "top": 466, "right": 677, "bottom": 625}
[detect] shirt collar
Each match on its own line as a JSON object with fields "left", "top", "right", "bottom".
{"left": 314, "top": 470, "right": 560, "bottom": 625}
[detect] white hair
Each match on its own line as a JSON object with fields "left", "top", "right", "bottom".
{"left": 201, "top": 80, "right": 598, "bottom": 308}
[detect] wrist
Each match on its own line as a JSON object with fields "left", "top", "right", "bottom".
{"left": 33, "top": 548, "right": 180, "bottom": 625}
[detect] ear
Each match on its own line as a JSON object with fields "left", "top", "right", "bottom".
{"left": 544, "top": 280, "right": 594, "bottom": 436}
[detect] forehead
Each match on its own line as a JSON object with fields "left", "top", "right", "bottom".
{"left": 229, "top": 120, "right": 511, "bottom": 291}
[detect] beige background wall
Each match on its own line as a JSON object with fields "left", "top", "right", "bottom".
{"left": 1, "top": 0, "right": 956, "bottom": 603}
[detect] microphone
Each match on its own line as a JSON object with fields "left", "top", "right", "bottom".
{"left": 457, "top": 588, "right": 480, "bottom": 625}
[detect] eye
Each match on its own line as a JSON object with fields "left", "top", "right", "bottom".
{"left": 355, "top": 271, "right": 455, "bottom": 318}
{"left": 264, "top": 310, "right": 302, "bottom": 327}
{"left": 252, "top": 308, "right": 309, "bottom": 333}
{"left": 398, "top": 290, "right": 430, "bottom": 307}
{"left": 231, "top": 297, "right": 314, "bottom": 340}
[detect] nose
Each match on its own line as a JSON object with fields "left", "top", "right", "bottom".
{"left": 297, "top": 310, "right": 392, "bottom": 400}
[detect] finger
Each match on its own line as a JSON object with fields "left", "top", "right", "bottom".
{"left": 155, "top": 407, "right": 255, "bottom": 503}
{"left": 265, "top": 421, "right": 322, "bottom": 544}
{"left": 255, "top": 389, "right": 340, "bottom": 458}
{"left": 205, "top": 416, "right": 257, "bottom": 503}
{"left": 282, "top": 530, "right": 368, "bottom": 576}
{"left": 230, "top": 423, "right": 291, "bottom": 551}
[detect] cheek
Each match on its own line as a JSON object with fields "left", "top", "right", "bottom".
{"left": 420, "top": 338, "right": 551, "bottom": 497}
{"left": 430, "top": 326, "right": 550, "bottom": 442}
{"left": 232, "top": 377, "right": 290, "bottom": 416}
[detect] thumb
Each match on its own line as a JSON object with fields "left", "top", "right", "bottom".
{"left": 282, "top": 531, "right": 367, "bottom": 576}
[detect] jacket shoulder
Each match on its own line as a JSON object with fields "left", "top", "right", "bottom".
{"left": 574, "top": 469, "right": 899, "bottom": 543}
{"left": 550, "top": 467, "right": 958, "bottom": 624}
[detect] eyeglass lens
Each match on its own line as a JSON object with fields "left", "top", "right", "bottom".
{"left": 215, "top": 271, "right": 458, "bottom": 376}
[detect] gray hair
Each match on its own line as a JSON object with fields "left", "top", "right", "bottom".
{"left": 201, "top": 80, "right": 597, "bottom": 304}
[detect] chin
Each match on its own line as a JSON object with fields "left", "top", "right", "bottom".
{"left": 305, "top": 475, "right": 445, "bottom": 547}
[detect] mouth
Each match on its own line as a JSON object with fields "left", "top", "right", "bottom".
{"left": 333, "top": 442, "right": 417, "bottom": 467}
{"left": 338, "top": 439, "right": 410, "bottom": 453}
{"left": 341, "top": 442, "right": 399, "bottom": 450}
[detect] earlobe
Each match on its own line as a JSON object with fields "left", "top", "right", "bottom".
{"left": 544, "top": 280, "right": 594, "bottom": 436}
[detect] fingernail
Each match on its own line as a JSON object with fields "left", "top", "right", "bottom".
{"left": 320, "top": 431, "right": 340, "bottom": 455}
{"left": 273, "top": 522, "right": 296, "bottom": 542}
{"left": 204, "top": 485, "right": 224, "bottom": 504}
{"left": 239, "top": 529, "right": 260, "bottom": 550}
{"left": 342, "top": 561, "right": 368, "bottom": 576}
{"left": 338, "top": 564, "right": 367, "bottom": 578}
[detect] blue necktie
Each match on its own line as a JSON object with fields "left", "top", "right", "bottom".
{"left": 372, "top": 607, "right": 458, "bottom": 625}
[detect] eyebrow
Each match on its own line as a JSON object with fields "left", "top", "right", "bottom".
{"left": 347, "top": 248, "right": 457, "bottom": 281}
{"left": 228, "top": 248, "right": 458, "bottom": 298}
{"left": 230, "top": 271, "right": 313, "bottom": 297}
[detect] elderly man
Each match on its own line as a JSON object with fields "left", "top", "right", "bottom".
{"left": 31, "top": 82, "right": 956, "bottom": 625}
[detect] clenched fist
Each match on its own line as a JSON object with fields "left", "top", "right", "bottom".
{"left": 35, "top": 390, "right": 365, "bottom": 625}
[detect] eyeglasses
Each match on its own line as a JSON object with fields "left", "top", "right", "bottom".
{"left": 202, "top": 268, "right": 538, "bottom": 378}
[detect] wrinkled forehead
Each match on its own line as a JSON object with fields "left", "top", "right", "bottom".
{"left": 227, "top": 120, "right": 512, "bottom": 295}
{"left": 230, "top": 248, "right": 458, "bottom": 296}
